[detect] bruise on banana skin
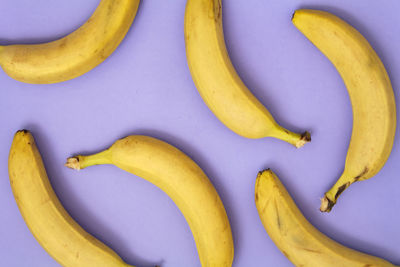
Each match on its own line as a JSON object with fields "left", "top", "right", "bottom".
{"left": 323, "top": 198, "right": 335, "bottom": 212}
{"left": 58, "top": 39, "right": 68, "bottom": 49}
{"left": 301, "top": 247, "right": 321, "bottom": 254}
{"left": 335, "top": 182, "right": 350, "bottom": 200}
{"left": 208, "top": 0, "right": 221, "bottom": 20}
{"left": 274, "top": 199, "right": 281, "bottom": 230}
{"left": 354, "top": 167, "right": 369, "bottom": 182}
{"left": 334, "top": 167, "right": 369, "bottom": 200}
{"left": 215, "top": 0, "right": 221, "bottom": 20}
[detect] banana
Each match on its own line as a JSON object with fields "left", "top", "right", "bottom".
{"left": 8, "top": 130, "right": 134, "bottom": 267}
{"left": 292, "top": 9, "right": 396, "bottom": 212}
{"left": 65, "top": 135, "right": 234, "bottom": 267}
{"left": 0, "top": 0, "right": 140, "bottom": 84}
{"left": 184, "top": 0, "right": 310, "bottom": 148}
{"left": 255, "top": 169, "right": 397, "bottom": 267}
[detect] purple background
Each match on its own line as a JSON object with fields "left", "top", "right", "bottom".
{"left": 1, "top": 0, "right": 399, "bottom": 266}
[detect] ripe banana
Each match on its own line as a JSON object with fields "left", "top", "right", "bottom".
{"left": 9, "top": 130, "right": 134, "bottom": 267}
{"left": 0, "top": 0, "right": 140, "bottom": 84}
{"left": 65, "top": 135, "right": 234, "bottom": 267}
{"left": 292, "top": 10, "right": 396, "bottom": 212}
{"left": 255, "top": 169, "right": 397, "bottom": 267}
{"left": 184, "top": 0, "right": 310, "bottom": 148}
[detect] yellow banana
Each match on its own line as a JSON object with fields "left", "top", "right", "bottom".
{"left": 8, "top": 130, "right": 134, "bottom": 267}
{"left": 65, "top": 135, "right": 234, "bottom": 267}
{"left": 255, "top": 169, "right": 397, "bottom": 267}
{"left": 0, "top": 0, "right": 140, "bottom": 84}
{"left": 292, "top": 9, "right": 396, "bottom": 212}
{"left": 184, "top": 0, "right": 310, "bottom": 148}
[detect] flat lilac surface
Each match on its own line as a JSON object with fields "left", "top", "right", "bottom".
{"left": 1, "top": 0, "right": 399, "bottom": 266}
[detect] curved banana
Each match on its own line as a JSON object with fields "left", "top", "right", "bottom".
{"left": 65, "top": 135, "right": 234, "bottom": 267}
{"left": 9, "top": 130, "right": 134, "bottom": 267}
{"left": 0, "top": 0, "right": 140, "bottom": 84}
{"left": 292, "top": 10, "right": 396, "bottom": 212}
{"left": 255, "top": 169, "right": 397, "bottom": 267}
{"left": 184, "top": 0, "right": 310, "bottom": 148}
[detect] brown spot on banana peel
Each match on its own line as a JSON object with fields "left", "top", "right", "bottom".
{"left": 259, "top": 169, "right": 270, "bottom": 174}
{"left": 332, "top": 169, "right": 368, "bottom": 203}
{"left": 208, "top": 0, "right": 221, "bottom": 20}
{"left": 59, "top": 39, "right": 67, "bottom": 49}
{"left": 214, "top": 0, "right": 221, "bottom": 21}
{"left": 274, "top": 199, "right": 281, "bottom": 230}
{"left": 301, "top": 247, "right": 321, "bottom": 254}
{"left": 354, "top": 167, "right": 369, "bottom": 182}
{"left": 335, "top": 182, "right": 350, "bottom": 201}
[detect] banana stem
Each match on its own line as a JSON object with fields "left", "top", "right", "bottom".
{"left": 65, "top": 149, "right": 111, "bottom": 170}
{"left": 320, "top": 173, "right": 350, "bottom": 212}
{"left": 271, "top": 127, "right": 311, "bottom": 148}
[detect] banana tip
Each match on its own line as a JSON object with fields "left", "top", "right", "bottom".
{"left": 65, "top": 157, "right": 80, "bottom": 170}
{"left": 17, "top": 129, "right": 29, "bottom": 134}
{"left": 291, "top": 11, "right": 296, "bottom": 21}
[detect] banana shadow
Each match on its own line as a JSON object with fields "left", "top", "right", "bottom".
{"left": 295, "top": 4, "right": 400, "bottom": 154}
{"left": 262, "top": 163, "right": 399, "bottom": 265}
{"left": 220, "top": 4, "right": 314, "bottom": 137}
{"left": 23, "top": 124, "right": 159, "bottom": 267}
{"left": 0, "top": 0, "right": 143, "bottom": 46}
{"left": 0, "top": 19, "right": 90, "bottom": 46}
{"left": 0, "top": 1, "right": 97, "bottom": 46}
